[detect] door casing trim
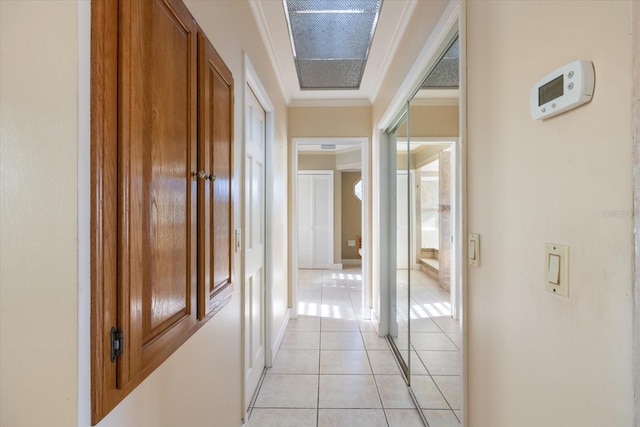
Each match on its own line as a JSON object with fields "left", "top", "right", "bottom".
{"left": 291, "top": 137, "right": 371, "bottom": 320}
{"left": 242, "top": 52, "right": 275, "bottom": 419}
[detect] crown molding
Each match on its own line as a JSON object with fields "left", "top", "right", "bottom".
{"left": 248, "top": 0, "right": 291, "bottom": 104}
{"left": 288, "top": 98, "right": 373, "bottom": 108}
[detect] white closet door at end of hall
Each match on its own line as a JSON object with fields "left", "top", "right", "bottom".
{"left": 244, "top": 87, "right": 265, "bottom": 411}
{"left": 297, "top": 172, "right": 333, "bottom": 269}
{"left": 298, "top": 174, "right": 313, "bottom": 269}
{"left": 312, "top": 174, "right": 332, "bottom": 268}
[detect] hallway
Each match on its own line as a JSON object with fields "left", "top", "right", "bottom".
{"left": 245, "top": 267, "right": 461, "bottom": 427}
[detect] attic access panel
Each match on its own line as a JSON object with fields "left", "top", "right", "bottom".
{"left": 284, "top": 0, "right": 382, "bottom": 90}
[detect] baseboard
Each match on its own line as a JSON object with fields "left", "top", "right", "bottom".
{"left": 342, "top": 259, "right": 362, "bottom": 265}
{"left": 271, "top": 308, "right": 290, "bottom": 361}
{"left": 331, "top": 263, "right": 343, "bottom": 270}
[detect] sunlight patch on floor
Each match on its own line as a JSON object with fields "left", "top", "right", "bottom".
{"left": 331, "top": 273, "right": 363, "bottom": 281}
{"left": 297, "top": 302, "right": 345, "bottom": 319}
{"left": 410, "top": 301, "right": 452, "bottom": 319}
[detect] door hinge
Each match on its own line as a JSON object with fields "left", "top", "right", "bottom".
{"left": 110, "top": 327, "right": 124, "bottom": 362}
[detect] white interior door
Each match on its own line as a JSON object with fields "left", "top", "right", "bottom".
{"left": 244, "top": 87, "right": 265, "bottom": 410}
{"left": 297, "top": 171, "right": 333, "bottom": 269}
{"left": 297, "top": 175, "right": 313, "bottom": 268}
{"left": 312, "top": 174, "right": 332, "bottom": 268}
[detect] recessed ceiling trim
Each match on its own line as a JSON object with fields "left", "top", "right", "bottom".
{"left": 288, "top": 98, "right": 372, "bottom": 107}
{"left": 284, "top": 0, "right": 383, "bottom": 90}
{"left": 249, "top": 0, "right": 291, "bottom": 103}
{"left": 251, "top": 0, "right": 437, "bottom": 106}
{"left": 369, "top": 0, "right": 418, "bottom": 103}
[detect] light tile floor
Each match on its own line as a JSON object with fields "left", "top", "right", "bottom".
{"left": 245, "top": 267, "right": 461, "bottom": 427}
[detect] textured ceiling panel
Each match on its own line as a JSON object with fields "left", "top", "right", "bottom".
{"left": 284, "top": 0, "right": 382, "bottom": 90}
{"left": 421, "top": 59, "right": 459, "bottom": 88}
{"left": 422, "top": 38, "right": 459, "bottom": 89}
{"left": 289, "top": 12, "right": 376, "bottom": 59}
{"left": 287, "top": 0, "right": 381, "bottom": 13}
{"left": 297, "top": 59, "right": 364, "bottom": 89}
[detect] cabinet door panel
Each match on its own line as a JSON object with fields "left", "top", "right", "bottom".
{"left": 118, "top": 0, "right": 197, "bottom": 383}
{"left": 198, "top": 32, "right": 234, "bottom": 319}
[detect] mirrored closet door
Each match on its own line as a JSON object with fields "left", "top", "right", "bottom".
{"left": 386, "top": 35, "right": 462, "bottom": 426}
{"left": 388, "top": 110, "right": 411, "bottom": 380}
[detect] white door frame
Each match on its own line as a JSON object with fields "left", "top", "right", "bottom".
{"left": 291, "top": 137, "right": 370, "bottom": 320}
{"left": 375, "top": 0, "right": 465, "bottom": 424}
{"left": 633, "top": 2, "right": 640, "bottom": 425}
{"left": 242, "top": 53, "right": 274, "bottom": 416}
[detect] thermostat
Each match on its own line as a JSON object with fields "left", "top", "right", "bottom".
{"left": 530, "top": 60, "right": 594, "bottom": 120}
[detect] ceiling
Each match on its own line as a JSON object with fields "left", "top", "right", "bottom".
{"left": 250, "top": 0, "right": 426, "bottom": 106}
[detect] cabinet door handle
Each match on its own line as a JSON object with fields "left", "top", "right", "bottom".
{"left": 191, "top": 171, "right": 215, "bottom": 181}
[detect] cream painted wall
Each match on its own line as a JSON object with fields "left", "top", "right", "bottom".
{"left": 1, "top": 1, "right": 288, "bottom": 426}
{"left": 397, "top": 105, "right": 459, "bottom": 138}
{"left": 289, "top": 107, "right": 372, "bottom": 138}
{"left": 298, "top": 152, "right": 336, "bottom": 170}
{"left": 0, "top": 2, "right": 79, "bottom": 426}
{"left": 467, "top": 1, "right": 633, "bottom": 426}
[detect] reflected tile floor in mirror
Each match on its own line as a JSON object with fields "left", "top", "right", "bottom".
{"left": 245, "top": 267, "right": 461, "bottom": 427}
{"left": 402, "top": 269, "right": 462, "bottom": 423}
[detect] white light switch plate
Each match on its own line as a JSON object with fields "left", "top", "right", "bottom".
{"left": 545, "top": 243, "right": 569, "bottom": 297}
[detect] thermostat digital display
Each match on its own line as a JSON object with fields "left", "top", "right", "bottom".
{"left": 530, "top": 60, "right": 594, "bottom": 120}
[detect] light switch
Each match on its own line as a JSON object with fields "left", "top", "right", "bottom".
{"left": 547, "top": 254, "right": 560, "bottom": 284}
{"left": 545, "top": 243, "right": 569, "bottom": 297}
{"left": 469, "top": 233, "right": 480, "bottom": 267}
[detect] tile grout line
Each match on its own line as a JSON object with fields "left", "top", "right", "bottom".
{"left": 315, "top": 269, "right": 326, "bottom": 427}
{"left": 352, "top": 287, "right": 393, "bottom": 427}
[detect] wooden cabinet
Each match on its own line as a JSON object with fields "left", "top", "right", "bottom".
{"left": 197, "top": 32, "right": 234, "bottom": 319}
{"left": 91, "top": 0, "right": 234, "bottom": 423}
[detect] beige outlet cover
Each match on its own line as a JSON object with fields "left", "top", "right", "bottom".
{"left": 545, "top": 243, "right": 569, "bottom": 297}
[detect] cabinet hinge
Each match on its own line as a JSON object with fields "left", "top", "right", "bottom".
{"left": 110, "top": 327, "right": 124, "bottom": 362}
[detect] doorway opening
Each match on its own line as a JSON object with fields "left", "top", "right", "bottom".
{"left": 291, "top": 138, "right": 370, "bottom": 321}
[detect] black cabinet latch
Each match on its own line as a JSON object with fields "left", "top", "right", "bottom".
{"left": 110, "top": 327, "right": 124, "bottom": 362}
